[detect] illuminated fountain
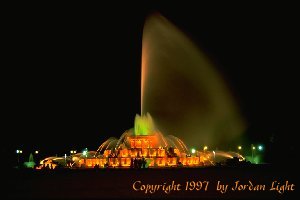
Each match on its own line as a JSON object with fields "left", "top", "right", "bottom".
{"left": 38, "top": 13, "right": 247, "bottom": 169}
{"left": 73, "top": 113, "right": 210, "bottom": 168}
{"left": 38, "top": 113, "right": 244, "bottom": 169}
{"left": 66, "top": 113, "right": 245, "bottom": 168}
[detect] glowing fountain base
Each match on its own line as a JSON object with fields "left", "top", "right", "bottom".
{"left": 39, "top": 114, "right": 244, "bottom": 169}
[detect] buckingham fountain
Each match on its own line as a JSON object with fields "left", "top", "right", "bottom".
{"left": 77, "top": 113, "right": 211, "bottom": 168}
{"left": 39, "top": 113, "right": 244, "bottom": 169}
{"left": 38, "top": 13, "right": 246, "bottom": 169}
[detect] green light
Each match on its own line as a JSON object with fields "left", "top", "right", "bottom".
{"left": 258, "top": 145, "right": 263, "bottom": 151}
{"left": 24, "top": 153, "right": 35, "bottom": 168}
{"left": 191, "top": 148, "right": 196, "bottom": 154}
{"left": 83, "top": 148, "right": 88, "bottom": 157}
{"left": 134, "top": 113, "right": 155, "bottom": 136}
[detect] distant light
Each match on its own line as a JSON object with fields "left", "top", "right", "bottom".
{"left": 258, "top": 145, "right": 263, "bottom": 151}
{"left": 238, "top": 146, "right": 242, "bottom": 150}
{"left": 203, "top": 146, "right": 208, "bottom": 151}
{"left": 191, "top": 148, "right": 196, "bottom": 154}
{"left": 83, "top": 150, "right": 87, "bottom": 156}
{"left": 17, "top": 150, "right": 23, "bottom": 154}
{"left": 70, "top": 150, "right": 77, "bottom": 154}
{"left": 35, "top": 150, "right": 39, "bottom": 154}
{"left": 252, "top": 146, "right": 256, "bottom": 150}
{"left": 64, "top": 154, "right": 67, "bottom": 158}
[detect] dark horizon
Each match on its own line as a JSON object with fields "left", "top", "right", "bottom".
{"left": 3, "top": 3, "right": 298, "bottom": 164}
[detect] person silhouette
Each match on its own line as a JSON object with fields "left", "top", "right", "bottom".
{"left": 133, "top": 158, "right": 137, "bottom": 169}
{"left": 141, "top": 157, "right": 146, "bottom": 168}
{"left": 130, "top": 158, "right": 134, "bottom": 168}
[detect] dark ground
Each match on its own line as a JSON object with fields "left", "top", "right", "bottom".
{"left": 4, "top": 164, "right": 298, "bottom": 200}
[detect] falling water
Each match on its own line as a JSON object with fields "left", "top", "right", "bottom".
{"left": 207, "top": 151, "right": 245, "bottom": 163}
{"left": 141, "top": 13, "right": 246, "bottom": 148}
{"left": 97, "top": 137, "right": 118, "bottom": 153}
{"left": 97, "top": 113, "right": 189, "bottom": 154}
{"left": 165, "top": 135, "right": 189, "bottom": 154}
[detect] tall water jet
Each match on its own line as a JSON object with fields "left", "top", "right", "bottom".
{"left": 141, "top": 13, "right": 246, "bottom": 148}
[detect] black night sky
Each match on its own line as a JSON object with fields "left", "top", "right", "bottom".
{"left": 2, "top": 2, "right": 298, "bottom": 165}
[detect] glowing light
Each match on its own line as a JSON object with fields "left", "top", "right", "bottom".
{"left": 16, "top": 150, "right": 23, "bottom": 154}
{"left": 70, "top": 150, "right": 77, "bottom": 154}
{"left": 203, "top": 146, "right": 208, "bottom": 151}
{"left": 24, "top": 153, "right": 35, "bottom": 168}
{"left": 252, "top": 146, "right": 256, "bottom": 150}
{"left": 83, "top": 148, "right": 88, "bottom": 157}
{"left": 238, "top": 146, "right": 242, "bottom": 150}
{"left": 35, "top": 150, "right": 39, "bottom": 154}
{"left": 191, "top": 148, "right": 196, "bottom": 154}
{"left": 258, "top": 145, "right": 263, "bottom": 151}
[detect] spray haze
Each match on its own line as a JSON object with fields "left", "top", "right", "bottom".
{"left": 141, "top": 13, "right": 246, "bottom": 148}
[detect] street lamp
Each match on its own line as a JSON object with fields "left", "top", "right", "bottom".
{"left": 203, "top": 146, "right": 208, "bottom": 151}
{"left": 35, "top": 150, "right": 39, "bottom": 154}
{"left": 238, "top": 146, "right": 242, "bottom": 150}
{"left": 251, "top": 145, "right": 256, "bottom": 162}
{"left": 70, "top": 150, "right": 77, "bottom": 154}
{"left": 16, "top": 149, "right": 22, "bottom": 165}
{"left": 64, "top": 153, "right": 67, "bottom": 166}
{"left": 16, "top": 150, "right": 23, "bottom": 154}
{"left": 258, "top": 145, "right": 263, "bottom": 151}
